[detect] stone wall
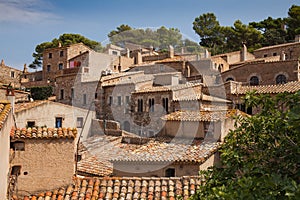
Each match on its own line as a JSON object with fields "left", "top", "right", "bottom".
{"left": 221, "top": 60, "right": 300, "bottom": 85}
{"left": 0, "top": 61, "right": 22, "bottom": 88}
{"left": 10, "top": 138, "right": 75, "bottom": 196}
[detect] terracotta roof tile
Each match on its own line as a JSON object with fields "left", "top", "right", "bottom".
{"left": 0, "top": 101, "right": 11, "bottom": 131}
{"left": 20, "top": 176, "right": 202, "bottom": 200}
{"left": 77, "top": 155, "right": 113, "bottom": 177}
{"left": 102, "top": 74, "right": 153, "bottom": 87}
{"left": 234, "top": 81, "right": 300, "bottom": 94}
{"left": 134, "top": 82, "right": 202, "bottom": 93}
{"left": 10, "top": 127, "right": 77, "bottom": 139}
{"left": 162, "top": 109, "right": 244, "bottom": 122}
{"left": 14, "top": 100, "right": 48, "bottom": 113}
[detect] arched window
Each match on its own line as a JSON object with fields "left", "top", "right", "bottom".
{"left": 276, "top": 74, "right": 287, "bottom": 84}
{"left": 250, "top": 76, "right": 259, "bottom": 86}
{"left": 226, "top": 77, "right": 234, "bottom": 82}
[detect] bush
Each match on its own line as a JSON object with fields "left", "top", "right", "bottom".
{"left": 30, "top": 86, "right": 53, "bottom": 100}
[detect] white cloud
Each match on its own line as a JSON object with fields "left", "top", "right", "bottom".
{"left": 0, "top": 0, "right": 60, "bottom": 23}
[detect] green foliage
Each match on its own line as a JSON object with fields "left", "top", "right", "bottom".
{"left": 30, "top": 86, "right": 53, "bottom": 100}
{"left": 193, "top": 5, "right": 300, "bottom": 55}
{"left": 191, "top": 91, "right": 300, "bottom": 199}
{"left": 30, "top": 33, "right": 103, "bottom": 69}
{"left": 108, "top": 25, "right": 203, "bottom": 53}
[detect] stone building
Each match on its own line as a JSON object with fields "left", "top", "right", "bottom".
{"left": 9, "top": 127, "right": 77, "bottom": 197}
{"left": 0, "top": 59, "right": 22, "bottom": 88}
{"left": 0, "top": 101, "right": 13, "bottom": 200}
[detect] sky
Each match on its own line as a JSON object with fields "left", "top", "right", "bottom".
{"left": 0, "top": 0, "right": 299, "bottom": 70}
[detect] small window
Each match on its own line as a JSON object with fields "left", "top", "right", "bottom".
{"left": 117, "top": 96, "right": 122, "bottom": 106}
{"left": 162, "top": 98, "right": 169, "bottom": 113}
{"left": 71, "top": 88, "right": 74, "bottom": 99}
{"left": 55, "top": 117, "right": 63, "bottom": 128}
{"left": 149, "top": 98, "right": 154, "bottom": 112}
{"left": 138, "top": 99, "right": 143, "bottom": 112}
{"left": 250, "top": 76, "right": 259, "bottom": 86}
{"left": 160, "top": 65, "right": 165, "bottom": 72}
{"left": 83, "top": 94, "right": 87, "bottom": 105}
{"left": 11, "top": 166, "right": 21, "bottom": 176}
{"left": 58, "top": 63, "right": 63, "bottom": 70}
{"left": 11, "top": 71, "right": 15, "bottom": 78}
{"left": 273, "top": 52, "right": 277, "bottom": 56}
{"left": 108, "top": 96, "right": 113, "bottom": 106}
{"left": 276, "top": 74, "right": 287, "bottom": 85}
{"left": 47, "top": 65, "right": 51, "bottom": 72}
{"left": 165, "top": 168, "right": 175, "bottom": 177}
{"left": 125, "top": 96, "right": 130, "bottom": 105}
{"left": 84, "top": 68, "right": 89, "bottom": 73}
{"left": 263, "top": 54, "right": 268, "bottom": 58}
{"left": 60, "top": 51, "right": 64, "bottom": 57}
{"left": 60, "top": 89, "right": 64, "bottom": 100}
{"left": 10, "top": 141, "right": 25, "bottom": 151}
{"left": 77, "top": 117, "right": 84, "bottom": 128}
{"left": 27, "top": 121, "right": 35, "bottom": 128}
{"left": 112, "top": 51, "right": 118, "bottom": 55}
{"left": 95, "top": 93, "right": 98, "bottom": 99}
{"left": 48, "top": 53, "right": 52, "bottom": 58}
{"left": 226, "top": 77, "right": 234, "bottom": 82}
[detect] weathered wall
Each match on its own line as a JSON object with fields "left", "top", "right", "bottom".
{"left": 199, "top": 152, "right": 220, "bottom": 171}
{"left": 113, "top": 162, "right": 200, "bottom": 177}
{"left": 0, "top": 62, "right": 22, "bottom": 88}
{"left": 0, "top": 106, "right": 13, "bottom": 200}
{"left": 10, "top": 139, "right": 75, "bottom": 196}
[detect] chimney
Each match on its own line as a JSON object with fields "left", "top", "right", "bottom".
{"left": 126, "top": 48, "right": 130, "bottom": 58}
{"left": 281, "top": 51, "right": 286, "bottom": 61}
{"left": 23, "top": 63, "right": 28, "bottom": 73}
{"left": 241, "top": 43, "right": 247, "bottom": 61}
{"left": 1, "top": 59, "right": 4, "bottom": 66}
{"left": 204, "top": 49, "right": 210, "bottom": 59}
{"left": 168, "top": 45, "right": 174, "bottom": 58}
{"left": 171, "top": 75, "right": 179, "bottom": 86}
{"left": 136, "top": 51, "right": 142, "bottom": 64}
{"left": 6, "top": 84, "right": 15, "bottom": 114}
{"left": 58, "top": 42, "right": 62, "bottom": 48}
{"left": 295, "top": 35, "right": 300, "bottom": 42}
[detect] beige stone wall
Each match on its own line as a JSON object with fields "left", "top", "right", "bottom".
{"left": 199, "top": 152, "right": 220, "bottom": 171}
{"left": 0, "top": 108, "right": 13, "bottom": 200}
{"left": 162, "top": 121, "right": 205, "bottom": 138}
{"left": 221, "top": 60, "right": 300, "bottom": 85}
{"left": 253, "top": 42, "right": 300, "bottom": 60}
{"left": 10, "top": 139, "right": 75, "bottom": 196}
{"left": 113, "top": 162, "right": 200, "bottom": 177}
{"left": 0, "top": 63, "right": 22, "bottom": 88}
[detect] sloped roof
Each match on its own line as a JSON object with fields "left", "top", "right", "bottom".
{"left": 233, "top": 81, "right": 300, "bottom": 94}
{"left": 19, "top": 176, "right": 202, "bottom": 200}
{"left": 77, "top": 155, "right": 113, "bottom": 177}
{"left": 162, "top": 109, "right": 244, "bottom": 122}
{"left": 254, "top": 41, "right": 300, "bottom": 51}
{"left": 102, "top": 74, "right": 154, "bottom": 87}
{"left": 10, "top": 127, "right": 77, "bottom": 140}
{"left": 0, "top": 101, "right": 11, "bottom": 131}
{"left": 134, "top": 82, "right": 202, "bottom": 94}
{"left": 14, "top": 100, "right": 48, "bottom": 113}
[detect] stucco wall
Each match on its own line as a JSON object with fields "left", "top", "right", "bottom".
{"left": 199, "top": 152, "right": 220, "bottom": 171}
{"left": 113, "top": 162, "right": 200, "bottom": 177}
{"left": 10, "top": 139, "right": 75, "bottom": 196}
{"left": 0, "top": 109, "right": 13, "bottom": 200}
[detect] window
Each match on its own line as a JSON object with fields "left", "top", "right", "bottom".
{"left": 55, "top": 117, "right": 63, "bottom": 128}
{"left": 226, "top": 77, "right": 234, "bottom": 82}
{"left": 117, "top": 96, "right": 122, "bottom": 106}
{"left": 10, "top": 141, "right": 25, "bottom": 151}
{"left": 249, "top": 76, "right": 259, "bottom": 86}
{"left": 10, "top": 71, "right": 15, "bottom": 78}
{"left": 71, "top": 88, "right": 74, "bottom": 99}
{"left": 160, "top": 64, "right": 165, "bottom": 72}
{"left": 138, "top": 99, "right": 143, "bottom": 112}
{"left": 60, "top": 89, "right": 64, "bottom": 100}
{"left": 108, "top": 96, "right": 113, "bottom": 105}
{"left": 58, "top": 63, "right": 63, "bottom": 70}
{"left": 83, "top": 94, "right": 87, "bottom": 105}
{"left": 162, "top": 98, "right": 169, "bottom": 113}
{"left": 47, "top": 65, "right": 51, "bottom": 72}
{"left": 60, "top": 50, "right": 64, "bottom": 57}
{"left": 27, "top": 121, "right": 35, "bottom": 128}
{"left": 165, "top": 168, "right": 175, "bottom": 177}
{"left": 263, "top": 54, "right": 268, "bottom": 57}
{"left": 112, "top": 51, "right": 118, "bottom": 55}
{"left": 11, "top": 166, "right": 21, "bottom": 176}
{"left": 149, "top": 98, "right": 155, "bottom": 112}
{"left": 77, "top": 117, "right": 84, "bottom": 128}
{"left": 125, "top": 96, "right": 130, "bottom": 105}
{"left": 276, "top": 74, "right": 287, "bottom": 85}
{"left": 95, "top": 93, "right": 98, "bottom": 99}
{"left": 273, "top": 52, "right": 277, "bottom": 56}
{"left": 48, "top": 53, "right": 52, "bottom": 58}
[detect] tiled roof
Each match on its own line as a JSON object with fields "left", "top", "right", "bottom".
{"left": 162, "top": 109, "right": 244, "bottom": 122}
{"left": 82, "top": 135, "right": 220, "bottom": 164}
{"left": 77, "top": 155, "right": 113, "bottom": 177}
{"left": 254, "top": 41, "right": 300, "bottom": 51}
{"left": 173, "top": 93, "right": 230, "bottom": 103}
{"left": 134, "top": 83, "right": 202, "bottom": 94}
{"left": 10, "top": 127, "right": 77, "bottom": 139}
{"left": 14, "top": 100, "right": 48, "bottom": 113}
{"left": 102, "top": 74, "right": 154, "bottom": 87}
{"left": 101, "top": 71, "right": 144, "bottom": 82}
{"left": 19, "top": 176, "right": 202, "bottom": 200}
{"left": 0, "top": 101, "right": 11, "bottom": 131}
{"left": 233, "top": 81, "right": 300, "bottom": 94}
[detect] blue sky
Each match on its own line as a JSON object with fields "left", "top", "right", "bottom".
{"left": 0, "top": 0, "right": 298, "bottom": 70}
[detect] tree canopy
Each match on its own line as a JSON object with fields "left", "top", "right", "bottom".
{"left": 193, "top": 5, "right": 300, "bottom": 55}
{"left": 191, "top": 91, "right": 300, "bottom": 199}
{"left": 108, "top": 24, "right": 204, "bottom": 53}
{"left": 29, "top": 33, "right": 103, "bottom": 69}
